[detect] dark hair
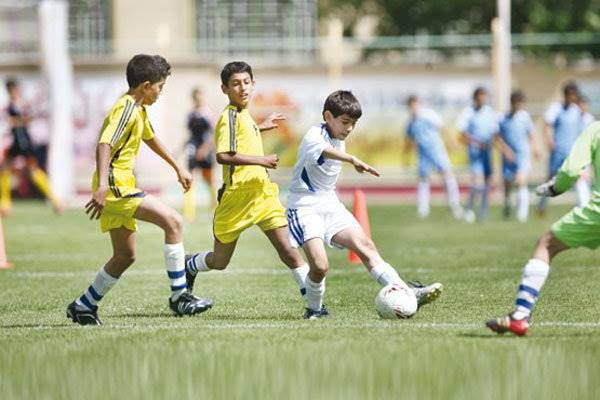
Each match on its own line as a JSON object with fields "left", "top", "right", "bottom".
{"left": 221, "top": 61, "right": 253, "bottom": 85}
{"left": 323, "top": 90, "right": 362, "bottom": 119}
{"left": 126, "top": 54, "right": 171, "bottom": 88}
{"left": 5, "top": 78, "right": 18, "bottom": 92}
{"left": 473, "top": 87, "right": 487, "bottom": 100}
{"left": 510, "top": 90, "right": 525, "bottom": 104}
{"left": 406, "top": 94, "right": 418, "bottom": 106}
{"left": 563, "top": 81, "right": 579, "bottom": 96}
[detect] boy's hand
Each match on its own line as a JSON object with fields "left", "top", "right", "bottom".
{"left": 261, "top": 154, "right": 279, "bottom": 169}
{"left": 535, "top": 177, "right": 560, "bottom": 197}
{"left": 85, "top": 186, "right": 108, "bottom": 220}
{"left": 259, "top": 112, "right": 286, "bottom": 131}
{"left": 177, "top": 168, "right": 193, "bottom": 192}
{"left": 351, "top": 157, "right": 380, "bottom": 177}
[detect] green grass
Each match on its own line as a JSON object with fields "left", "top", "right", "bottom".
{"left": 1, "top": 201, "right": 599, "bottom": 400}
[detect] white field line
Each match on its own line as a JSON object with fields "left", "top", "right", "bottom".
{"left": 4, "top": 321, "right": 600, "bottom": 332}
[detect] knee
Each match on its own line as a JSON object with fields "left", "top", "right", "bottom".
{"left": 310, "top": 259, "right": 328, "bottom": 280}
{"left": 166, "top": 211, "right": 184, "bottom": 235}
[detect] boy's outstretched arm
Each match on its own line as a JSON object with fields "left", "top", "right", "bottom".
{"left": 321, "top": 147, "right": 380, "bottom": 177}
{"left": 536, "top": 122, "right": 599, "bottom": 197}
{"left": 85, "top": 143, "right": 111, "bottom": 220}
{"left": 216, "top": 152, "right": 279, "bottom": 169}
{"left": 144, "top": 136, "right": 192, "bottom": 192}
{"left": 258, "top": 112, "right": 286, "bottom": 132}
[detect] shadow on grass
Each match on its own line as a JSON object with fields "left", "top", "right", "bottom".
{"left": 458, "top": 331, "right": 595, "bottom": 339}
{"left": 112, "top": 312, "right": 174, "bottom": 319}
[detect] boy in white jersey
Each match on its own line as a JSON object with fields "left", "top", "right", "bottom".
{"left": 286, "top": 91, "right": 443, "bottom": 319}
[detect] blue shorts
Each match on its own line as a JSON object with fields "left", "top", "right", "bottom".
{"left": 468, "top": 146, "right": 492, "bottom": 178}
{"left": 502, "top": 155, "right": 530, "bottom": 181}
{"left": 417, "top": 148, "right": 451, "bottom": 178}
{"left": 549, "top": 151, "right": 568, "bottom": 177}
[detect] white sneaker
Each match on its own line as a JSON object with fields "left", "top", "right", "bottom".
{"left": 463, "top": 209, "right": 476, "bottom": 224}
{"left": 409, "top": 281, "right": 444, "bottom": 308}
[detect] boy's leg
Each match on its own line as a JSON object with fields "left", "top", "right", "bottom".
{"left": 27, "top": 158, "right": 64, "bottom": 214}
{"left": 486, "top": 231, "right": 568, "bottom": 335}
{"left": 67, "top": 227, "right": 136, "bottom": 325}
{"left": 442, "top": 169, "right": 462, "bottom": 218}
{"left": 263, "top": 225, "right": 310, "bottom": 298}
{"left": 301, "top": 238, "right": 329, "bottom": 318}
{"left": 134, "top": 195, "right": 212, "bottom": 314}
{"left": 201, "top": 167, "right": 217, "bottom": 210}
{"left": 515, "top": 172, "right": 529, "bottom": 223}
{"left": 417, "top": 177, "right": 430, "bottom": 218}
{"left": 185, "top": 238, "right": 238, "bottom": 292}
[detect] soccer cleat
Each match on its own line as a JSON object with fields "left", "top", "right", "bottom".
{"left": 184, "top": 254, "right": 197, "bottom": 293}
{"left": 303, "top": 305, "right": 330, "bottom": 320}
{"left": 408, "top": 281, "right": 443, "bottom": 308}
{"left": 485, "top": 313, "right": 530, "bottom": 336}
{"left": 169, "top": 291, "right": 213, "bottom": 316}
{"left": 66, "top": 301, "right": 102, "bottom": 326}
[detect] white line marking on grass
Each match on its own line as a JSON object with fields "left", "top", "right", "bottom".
{"left": 7, "top": 321, "right": 600, "bottom": 332}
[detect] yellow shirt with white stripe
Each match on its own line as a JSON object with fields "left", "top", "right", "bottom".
{"left": 213, "top": 105, "right": 286, "bottom": 243}
{"left": 92, "top": 93, "right": 155, "bottom": 232}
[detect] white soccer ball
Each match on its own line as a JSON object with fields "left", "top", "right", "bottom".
{"left": 375, "top": 284, "right": 418, "bottom": 319}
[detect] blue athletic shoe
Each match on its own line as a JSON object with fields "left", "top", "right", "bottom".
{"left": 169, "top": 291, "right": 213, "bottom": 316}
{"left": 303, "top": 305, "right": 329, "bottom": 320}
{"left": 66, "top": 301, "right": 101, "bottom": 326}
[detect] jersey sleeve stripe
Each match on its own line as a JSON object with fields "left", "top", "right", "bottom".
{"left": 110, "top": 101, "right": 135, "bottom": 146}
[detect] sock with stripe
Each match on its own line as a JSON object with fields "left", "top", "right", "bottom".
{"left": 513, "top": 258, "right": 549, "bottom": 320}
{"left": 305, "top": 276, "right": 325, "bottom": 312}
{"left": 164, "top": 243, "right": 187, "bottom": 301}
{"left": 75, "top": 266, "right": 118, "bottom": 311}
{"left": 186, "top": 251, "right": 211, "bottom": 275}
{"left": 369, "top": 263, "right": 407, "bottom": 288}
{"left": 291, "top": 264, "right": 309, "bottom": 298}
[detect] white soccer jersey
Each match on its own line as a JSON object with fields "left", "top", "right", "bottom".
{"left": 287, "top": 123, "right": 344, "bottom": 208}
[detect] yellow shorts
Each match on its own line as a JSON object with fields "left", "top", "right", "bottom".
{"left": 92, "top": 169, "right": 145, "bottom": 233}
{"left": 213, "top": 182, "right": 287, "bottom": 243}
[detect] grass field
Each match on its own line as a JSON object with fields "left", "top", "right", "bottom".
{"left": 1, "top": 201, "right": 599, "bottom": 399}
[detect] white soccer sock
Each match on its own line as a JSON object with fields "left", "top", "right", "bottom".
{"left": 516, "top": 185, "right": 529, "bottom": 222}
{"left": 164, "top": 243, "right": 187, "bottom": 300}
{"left": 417, "top": 179, "right": 430, "bottom": 218}
{"left": 291, "top": 264, "right": 309, "bottom": 298}
{"left": 186, "top": 251, "right": 211, "bottom": 275}
{"left": 305, "top": 276, "right": 325, "bottom": 312}
{"left": 75, "top": 266, "right": 118, "bottom": 311}
{"left": 369, "top": 263, "right": 407, "bottom": 288}
{"left": 575, "top": 178, "right": 591, "bottom": 208}
{"left": 513, "top": 258, "right": 550, "bottom": 319}
{"left": 444, "top": 173, "right": 461, "bottom": 211}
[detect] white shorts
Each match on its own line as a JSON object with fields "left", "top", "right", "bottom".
{"left": 286, "top": 201, "right": 360, "bottom": 249}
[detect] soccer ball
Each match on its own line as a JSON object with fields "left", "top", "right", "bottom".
{"left": 375, "top": 284, "right": 418, "bottom": 319}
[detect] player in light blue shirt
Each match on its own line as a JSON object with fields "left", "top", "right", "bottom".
{"left": 538, "top": 82, "right": 585, "bottom": 215}
{"left": 457, "top": 87, "right": 499, "bottom": 222}
{"left": 498, "top": 90, "right": 535, "bottom": 222}
{"left": 405, "top": 95, "right": 462, "bottom": 219}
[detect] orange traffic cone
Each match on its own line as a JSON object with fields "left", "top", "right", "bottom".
{"left": 348, "top": 189, "right": 370, "bottom": 264}
{"left": 0, "top": 215, "right": 11, "bottom": 269}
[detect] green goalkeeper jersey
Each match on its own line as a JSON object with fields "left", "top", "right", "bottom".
{"left": 555, "top": 121, "right": 600, "bottom": 195}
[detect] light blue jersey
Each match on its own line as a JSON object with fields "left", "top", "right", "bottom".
{"left": 457, "top": 104, "right": 498, "bottom": 177}
{"left": 406, "top": 108, "right": 451, "bottom": 177}
{"left": 499, "top": 110, "right": 534, "bottom": 180}
{"left": 544, "top": 102, "right": 582, "bottom": 155}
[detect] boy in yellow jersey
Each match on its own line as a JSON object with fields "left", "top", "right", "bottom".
{"left": 185, "top": 62, "right": 310, "bottom": 301}
{"left": 66, "top": 54, "right": 212, "bottom": 325}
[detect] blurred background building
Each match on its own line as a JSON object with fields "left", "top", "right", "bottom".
{"left": 0, "top": 0, "right": 599, "bottom": 205}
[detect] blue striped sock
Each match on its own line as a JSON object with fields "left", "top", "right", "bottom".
{"left": 514, "top": 259, "right": 549, "bottom": 318}
{"left": 75, "top": 267, "right": 118, "bottom": 311}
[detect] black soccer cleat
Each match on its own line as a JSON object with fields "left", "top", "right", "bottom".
{"left": 303, "top": 305, "right": 330, "bottom": 320}
{"left": 185, "top": 254, "right": 198, "bottom": 293}
{"left": 66, "top": 301, "right": 102, "bottom": 326}
{"left": 169, "top": 291, "right": 213, "bottom": 316}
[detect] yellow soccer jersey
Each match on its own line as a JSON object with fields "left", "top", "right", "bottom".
{"left": 215, "top": 105, "right": 269, "bottom": 187}
{"left": 94, "top": 93, "right": 155, "bottom": 197}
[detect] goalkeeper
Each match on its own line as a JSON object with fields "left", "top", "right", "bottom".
{"left": 486, "top": 121, "right": 600, "bottom": 336}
